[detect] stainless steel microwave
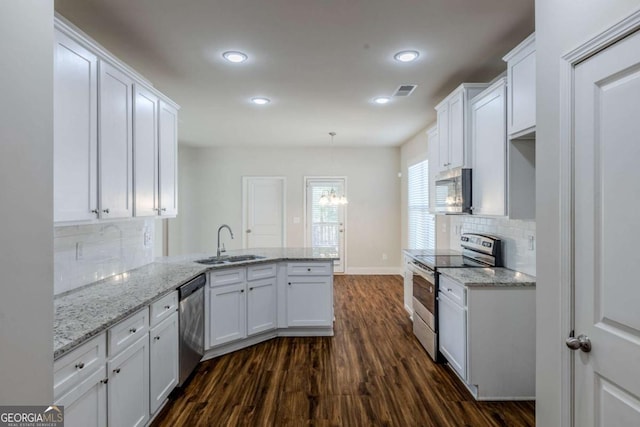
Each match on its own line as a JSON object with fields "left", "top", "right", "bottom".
{"left": 434, "top": 168, "right": 472, "bottom": 214}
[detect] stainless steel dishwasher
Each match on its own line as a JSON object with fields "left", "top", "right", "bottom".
{"left": 178, "top": 274, "right": 206, "bottom": 386}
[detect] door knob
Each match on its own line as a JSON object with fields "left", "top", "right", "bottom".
{"left": 246, "top": 229, "right": 252, "bottom": 233}
{"left": 566, "top": 334, "right": 592, "bottom": 353}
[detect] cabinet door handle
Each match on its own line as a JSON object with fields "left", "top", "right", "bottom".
{"left": 75, "top": 362, "right": 85, "bottom": 370}
{"left": 113, "top": 368, "right": 121, "bottom": 374}
{"left": 164, "top": 305, "right": 171, "bottom": 310}
{"left": 129, "top": 328, "right": 137, "bottom": 334}
{"left": 288, "top": 282, "right": 291, "bottom": 286}
{"left": 240, "top": 289, "right": 245, "bottom": 293}
{"left": 249, "top": 287, "right": 254, "bottom": 291}
{"left": 91, "top": 209, "right": 99, "bottom": 216}
{"left": 102, "top": 208, "right": 110, "bottom": 214}
{"left": 307, "top": 268, "right": 311, "bottom": 272}
{"left": 100, "top": 378, "right": 109, "bottom": 384}
{"left": 161, "top": 208, "right": 167, "bottom": 212}
{"left": 154, "top": 336, "right": 160, "bottom": 341}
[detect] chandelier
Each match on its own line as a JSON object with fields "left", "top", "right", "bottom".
{"left": 318, "top": 132, "right": 348, "bottom": 206}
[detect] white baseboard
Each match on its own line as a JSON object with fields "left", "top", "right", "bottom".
{"left": 344, "top": 267, "right": 403, "bottom": 275}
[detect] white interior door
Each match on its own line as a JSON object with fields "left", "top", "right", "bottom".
{"left": 242, "top": 177, "right": 285, "bottom": 248}
{"left": 305, "top": 177, "right": 346, "bottom": 273}
{"left": 573, "top": 28, "right": 640, "bottom": 427}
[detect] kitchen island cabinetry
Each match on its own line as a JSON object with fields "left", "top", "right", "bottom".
{"left": 286, "top": 262, "right": 333, "bottom": 327}
{"left": 207, "top": 275, "right": 247, "bottom": 348}
{"left": 438, "top": 270, "right": 536, "bottom": 400}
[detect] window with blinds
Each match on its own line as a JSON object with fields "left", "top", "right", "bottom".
{"left": 408, "top": 160, "right": 436, "bottom": 249}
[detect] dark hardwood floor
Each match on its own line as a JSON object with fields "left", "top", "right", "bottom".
{"left": 153, "top": 275, "right": 535, "bottom": 426}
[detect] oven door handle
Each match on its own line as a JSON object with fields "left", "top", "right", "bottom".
{"left": 409, "top": 262, "right": 436, "bottom": 282}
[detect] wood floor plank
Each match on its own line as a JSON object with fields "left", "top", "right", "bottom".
{"left": 152, "top": 275, "right": 535, "bottom": 426}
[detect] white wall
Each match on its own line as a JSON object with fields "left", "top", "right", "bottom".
{"left": 54, "top": 220, "right": 155, "bottom": 294}
{"left": 536, "top": 1, "right": 640, "bottom": 425}
{"left": 168, "top": 146, "right": 402, "bottom": 273}
{"left": 0, "top": 0, "right": 54, "bottom": 404}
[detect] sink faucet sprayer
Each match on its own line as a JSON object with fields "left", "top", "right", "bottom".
{"left": 217, "top": 224, "right": 234, "bottom": 258}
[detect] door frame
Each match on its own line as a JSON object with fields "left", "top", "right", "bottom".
{"left": 241, "top": 176, "right": 287, "bottom": 249}
{"left": 559, "top": 9, "right": 640, "bottom": 426}
{"left": 303, "top": 176, "right": 348, "bottom": 273}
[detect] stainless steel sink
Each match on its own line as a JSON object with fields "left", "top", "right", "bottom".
{"left": 195, "top": 255, "right": 265, "bottom": 265}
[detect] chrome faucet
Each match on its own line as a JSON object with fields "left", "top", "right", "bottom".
{"left": 217, "top": 224, "right": 234, "bottom": 258}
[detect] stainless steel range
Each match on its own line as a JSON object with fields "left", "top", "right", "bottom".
{"left": 409, "top": 233, "right": 503, "bottom": 361}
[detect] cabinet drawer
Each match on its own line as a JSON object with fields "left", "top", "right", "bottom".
{"left": 439, "top": 275, "right": 466, "bottom": 307}
{"left": 108, "top": 308, "right": 149, "bottom": 357}
{"left": 287, "top": 262, "right": 332, "bottom": 276}
{"left": 150, "top": 291, "right": 178, "bottom": 327}
{"left": 209, "top": 268, "right": 245, "bottom": 287}
{"left": 247, "top": 263, "right": 277, "bottom": 281}
{"left": 54, "top": 333, "right": 106, "bottom": 399}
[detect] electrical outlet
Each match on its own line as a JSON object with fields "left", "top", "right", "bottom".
{"left": 75, "top": 242, "right": 83, "bottom": 261}
{"left": 528, "top": 235, "right": 535, "bottom": 251}
{"left": 144, "top": 230, "right": 152, "bottom": 248}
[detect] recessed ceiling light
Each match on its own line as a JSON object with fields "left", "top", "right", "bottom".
{"left": 251, "top": 97, "right": 271, "bottom": 105}
{"left": 394, "top": 50, "right": 420, "bottom": 63}
{"left": 223, "top": 51, "right": 248, "bottom": 63}
{"left": 373, "top": 96, "right": 391, "bottom": 105}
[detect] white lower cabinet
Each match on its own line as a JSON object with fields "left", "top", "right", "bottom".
{"left": 55, "top": 301, "right": 181, "bottom": 427}
{"left": 247, "top": 277, "right": 277, "bottom": 336}
{"left": 206, "top": 262, "right": 333, "bottom": 351}
{"left": 149, "top": 311, "right": 179, "bottom": 415}
{"left": 55, "top": 364, "right": 107, "bottom": 427}
{"left": 108, "top": 335, "right": 149, "bottom": 427}
{"left": 207, "top": 265, "right": 280, "bottom": 349}
{"left": 286, "top": 274, "right": 333, "bottom": 327}
{"left": 208, "top": 282, "right": 247, "bottom": 347}
{"left": 438, "top": 274, "right": 536, "bottom": 400}
{"left": 438, "top": 288, "right": 467, "bottom": 380}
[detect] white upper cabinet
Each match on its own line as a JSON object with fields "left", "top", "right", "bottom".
{"left": 434, "top": 84, "right": 489, "bottom": 175}
{"left": 53, "top": 16, "right": 179, "bottom": 224}
{"left": 470, "top": 78, "right": 507, "bottom": 217}
{"left": 133, "top": 88, "right": 179, "bottom": 218}
{"left": 158, "top": 101, "right": 178, "bottom": 217}
{"left": 53, "top": 30, "right": 99, "bottom": 223}
{"left": 133, "top": 85, "right": 159, "bottom": 217}
{"left": 503, "top": 33, "right": 536, "bottom": 138}
{"left": 98, "top": 61, "right": 134, "bottom": 220}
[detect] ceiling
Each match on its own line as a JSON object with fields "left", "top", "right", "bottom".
{"left": 55, "top": 0, "right": 534, "bottom": 148}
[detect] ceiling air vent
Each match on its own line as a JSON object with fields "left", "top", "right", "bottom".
{"left": 394, "top": 84, "right": 417, "bottom": 97}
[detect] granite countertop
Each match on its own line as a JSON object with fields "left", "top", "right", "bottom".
{"left": 54, "top": 248, "right": 338, "bottom": 359}
{"left": 438, "top": 267, "right": 536, "bottom": 288}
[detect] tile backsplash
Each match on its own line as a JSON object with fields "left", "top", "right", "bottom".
{"left": 54, "top": 219, "right": 155, "bottom": 295}
{"left": 448, "top": 216, "right": 536, "bottom": 276}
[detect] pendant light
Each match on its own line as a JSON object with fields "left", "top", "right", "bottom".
{"left": 318, "top": 132, "right": 348, "bottom": 206}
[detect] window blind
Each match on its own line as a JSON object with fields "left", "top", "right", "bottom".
{"left": 408, "top": 160, "right": 436, "bottom": 249}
